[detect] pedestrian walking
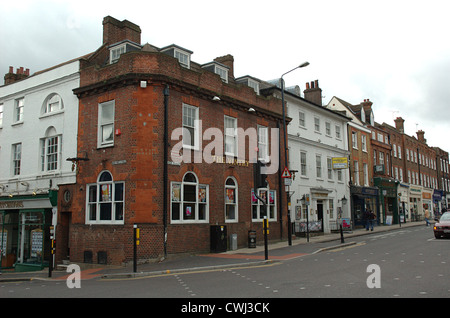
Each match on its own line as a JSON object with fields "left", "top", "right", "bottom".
{"left": 364, "top": 209, "right": 376, "bottom": 231}
{"left": 424, "top": 209, "right": 430, "bottom": 226}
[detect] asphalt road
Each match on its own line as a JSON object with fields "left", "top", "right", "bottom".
{"left": 2, "top": 226, "right": 448, "bottom": 302}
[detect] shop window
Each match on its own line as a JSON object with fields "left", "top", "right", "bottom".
{"left": 225, "top": 177, "right": 238, "bottom": 222}
{"left": 86, "top": 171, "right": 124, "bottom": 224}
{"left": 171, "top": 172, "right": 208, "bottom": 223}
{"left": 251, "top": 188, "right": 276, "bottom": 221}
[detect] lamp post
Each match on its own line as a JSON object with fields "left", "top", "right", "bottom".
{"left": 281, "top": 62, "right": 309, "bottom": 246}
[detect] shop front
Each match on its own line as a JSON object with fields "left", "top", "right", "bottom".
{"left": 397, "top": 183, "right": 409, "bottom": 223}
{"left": 422, "top": 189, "right": 433, "bottom": 218}
{"left": 409, "top": 186, "right": 422, "bottom": 221}
{"left": 374, "top": 177, "right": 399, "bottom": 225}
{"left": 0, "top": 192, "right": 56, "bottom": 271}
{"left": 350, "top": 185, "right": 379, "bottom": 228}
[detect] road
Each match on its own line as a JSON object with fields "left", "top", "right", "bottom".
{"left": 2, "top": 226, "right": 448, "bottom": 303}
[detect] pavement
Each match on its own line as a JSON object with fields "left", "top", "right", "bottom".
{"left": 0, "top": 221, "right": 432, "bottom": 282}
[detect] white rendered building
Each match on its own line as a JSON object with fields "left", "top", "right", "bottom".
{"left": 261, "top": 80, "right": 351, "bottom": 234}
{"left": 0, "top": 60, "right": 80, "bottom": 270}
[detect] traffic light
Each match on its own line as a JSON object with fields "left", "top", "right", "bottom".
{"left": 253, "top": 160, "right": 268, "bottom": 189}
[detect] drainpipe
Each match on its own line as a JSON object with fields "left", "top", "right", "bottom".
{"left": 163, "top": 85, "right": 169, "bottom": 258}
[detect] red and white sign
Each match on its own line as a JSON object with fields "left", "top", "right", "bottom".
{"left": 281, "top": 167, "right": 291, "bottom": 178}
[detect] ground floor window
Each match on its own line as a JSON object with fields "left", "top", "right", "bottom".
{"left": 225, "top": 177, "right": 238, "bottom": 222}
{"left": 251, "top": 188, "right": 276, "bottom": 221}
{"left": 1, "top": 209, "right": 51, "bottom": 269}
{"left": 86, "top": 170, "right": 124, "bottom": 224}
{"left": 171, "top": 172, "right": 209, "bottom": 223}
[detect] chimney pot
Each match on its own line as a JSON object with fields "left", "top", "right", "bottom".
{"left": 8, "top": 66, "right": 13, "bottom": 73}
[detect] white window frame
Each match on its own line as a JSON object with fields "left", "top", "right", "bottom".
{"left": 182, "top": 103, "right": 199, "bottom": 150}
{"left": 327, "top": 157, "right": 333, "bottom": 180}
{"left": 86, "top": 171, "right": 125, "bottom": 224}
{"left": 98, "top": 100, "right": 115, "bottom": 148}
{"left": 335, "top": 125, "right": 341, "bottom": 139}
{"left": 314, "top": 117, "right": 320, "bottom": 133}
{"left": 12, "top": 143, "right": 22, "bottom": 176}
{"left": 225, "top": 177, "right": 238, "bottom": 222}
{"left": 224, "top": 116, "right": 238, "bottom": 157}
{"left": 354, "top": 161, "right": 359, "bottom": 186}
{"left": 40, "top": 134, "right": 62, "bottom": 172}
{"left": 325, "top": 122, "right": 331, "bottom": 136}
{"left": 42, "top": 94, "right": 64, "bottom": 115}
{"left": 299, "top": 111, "right": 305, "bottom": 127}
{"left": 316, "top": 154, "right": 322, "bottom": 179}
{"left": 15, "top": 98, "right": 24, "bottom": 123}
{"left": 257, "top": 125, "right": 269, "bottom": 162}
{"left": 248, "top": 79, "right": 259, "bottom": 95}
{"left": 300, "top": 151, "right": 307, "bottom": 177}
{"left": 175, "top": 49, "right": 190, "bottom": 68}
{"left": 214, "top": 65, "right": 228, "bottom": 83}
{"left": 251, "top": 188, "right": 277, "bottom": 221}
{"left": 352, "top": 131, "right": 358, "bottom": 149}
{"left": 170, "top": 172, "right": 209, "bottom": 224}
{"left": 0, "top": 103, "right": 3, "bottom": 127}
{"left": 362, "top": 135, "right": 367, "bottom": 152}
{"left": 110, "top": 44, "right": 126, "bottom": 64}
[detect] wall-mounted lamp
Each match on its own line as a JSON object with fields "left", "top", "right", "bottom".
{"left": 212, "top": 96, "right": 221, "bottom": 101}
{"left": 248, "top": 107, "right": 255, "bottom": 112}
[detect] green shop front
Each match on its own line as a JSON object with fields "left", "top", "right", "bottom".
{"left": 373, "top": 177, "right": 399, "bottom": 225}
{"left": 0, "top": 192, "right": 56, "bottom": 271}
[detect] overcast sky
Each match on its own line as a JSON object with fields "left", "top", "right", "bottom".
{"left": 2, "top": 0, "right": 450, "bottom": 153}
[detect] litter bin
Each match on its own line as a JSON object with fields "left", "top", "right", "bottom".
{"left": 230, "top": 234, "right": 237, "bottom": 250}
{"left": 248, "top": 230, "right": 256, "bottom": 248}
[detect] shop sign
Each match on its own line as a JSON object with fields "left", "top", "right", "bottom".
{"left": 332, "top": 157, "right": 348, "bottom": 169}
{"left": 211, "top": 155, "right": 249, "bottom": 167}
{"left": 0, "top": 201, "right": 24, "bottom": 209}
{"left": 0, "top": 198, "right": 52, "bottom": 210}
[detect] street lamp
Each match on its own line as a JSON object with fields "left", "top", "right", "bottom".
{"left": 281, "top": 62, "right": 309, "bottom": 246}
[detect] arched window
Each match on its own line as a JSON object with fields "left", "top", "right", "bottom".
{"left": 40, "top": 126, "right": 61, "bottom": 172}
{"left": 171, "top": 172, "right": 208, "bottom": 223}
{"left": 225, "top": 177, "right": 238, "bottom": 222}
{"left": 41, "top": 93, "right": 64, "bottom": 115}
{"left": 86, "top": 171, "right": 125, "bottom": 224}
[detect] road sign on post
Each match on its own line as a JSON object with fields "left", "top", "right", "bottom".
{"left": 281, "top": 167, "right": 291, "bottom": 178}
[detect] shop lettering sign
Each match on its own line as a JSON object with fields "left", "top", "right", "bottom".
{"left": 0, "top": 201, "right": 24, "bottom": 209}
{"left": 211, "top": 155, "right": 249, "bottom": 167}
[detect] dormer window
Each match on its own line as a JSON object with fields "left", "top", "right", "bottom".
{"left": 109, "top": 40, "right": 142, "bottom": 64}
{"left": 202, "top": 62, "right": 229, "bottom": 83}
{"left": 235, "top": 76, "right": 260, "bottom": 95}
{"left": 161, "top": 44, "right": 193, "bottom": 69}
{"left": 110, "top": 45, "right": 126, "bottom": 63}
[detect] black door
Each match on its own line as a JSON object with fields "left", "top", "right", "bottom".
{"left": 317, "top": 200, "right": 324, "bottom": 232}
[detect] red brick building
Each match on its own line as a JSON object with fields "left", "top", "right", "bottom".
{"left": 58, "top": 16, "right": 287, "bottom": 265}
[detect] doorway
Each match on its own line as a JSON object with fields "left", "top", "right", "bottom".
{"left": 317, "top": 200, "right": 324, "bottom": 231}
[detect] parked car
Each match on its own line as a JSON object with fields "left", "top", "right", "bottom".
{"left": 433, "top": 212, "right": 450, "bottom": 239}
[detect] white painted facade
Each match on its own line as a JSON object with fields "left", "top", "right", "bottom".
{"left": 0, "top": 61, "right": 80, "bottom": 199}
{"left": 262, "top": 84, "right": 351, "bottom": 234}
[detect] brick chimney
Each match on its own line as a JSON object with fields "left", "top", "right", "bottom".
{"left": 416, "top": 130, "right": 426, "bottom": 143}
{"left": 4, "top": 66, "right": 30, "bottom": 85}
{"left": 102, "top": 16, "right": 141, "bottom": 45}
{"left": 394, "top": 117, "right": 405, "bottom": 133}
{"left": 303, "top": 80, "right": 322, "bottom": 106}
{"left": 214, "top": 54, "right": 234, "bottom": 79}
